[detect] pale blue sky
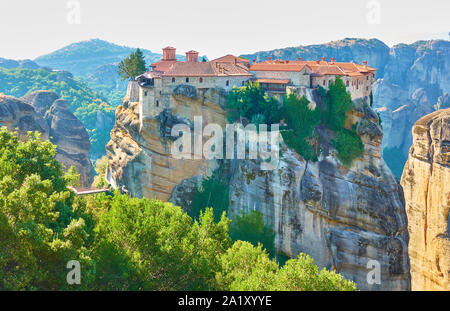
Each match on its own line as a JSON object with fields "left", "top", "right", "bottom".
{"left": 0, "top": 0, "right": 448, "bottom": 60}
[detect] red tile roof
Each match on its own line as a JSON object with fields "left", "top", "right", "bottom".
{"left": 162, "top": 61, "right": 252, "bottom": 77}
{"left": 210, "top": 54, "right": 250, "bottom": 64}
{"left": 150, "top": 60, "right": 177, "bottom": 73}
{"left": 251, "top": 59, "right": 376, "bottom": 77}
{"left": 250, "top": 63, "right": 310, "bottom": 72}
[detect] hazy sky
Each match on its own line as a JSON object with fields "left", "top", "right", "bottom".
{"left": 0, "top": 0, "right": 448, "bottom": 60}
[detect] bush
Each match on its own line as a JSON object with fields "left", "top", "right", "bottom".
{"left": 333, "top": 129, "right": 364, "bottom": 166}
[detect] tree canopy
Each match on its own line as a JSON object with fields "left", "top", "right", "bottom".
{"left": 118, "top": 48, "right": 147, "bottom": 81}
{"left": 0, "top": 128, "right": 357, "bottom": 291}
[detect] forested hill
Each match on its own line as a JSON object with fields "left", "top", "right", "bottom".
{"left": 0, "top": 67, "right": 115, "bottom": 158}
{"left": 34, "top": 39, "right": 162, "bottom": 77}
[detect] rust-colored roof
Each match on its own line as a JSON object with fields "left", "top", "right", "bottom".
{"left": 252, "top": 58, "right": 376, "bottom": 76}
{"left": 210, "top": 54, "right": 250, "bottom": 64}
{"left": 162, "top": 61, "right": 252, "bottom": 77}
{"left": 250, "top": 63, "right": 310, "bottom": 72}
{"left": 256, "top": 79, "right": 290, "bottom": 84}
{"left": 150, "top": 60, "right": 177, "bottom": 73}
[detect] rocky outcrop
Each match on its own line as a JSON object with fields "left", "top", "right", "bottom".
{"left": 0, "top": 94, "right": 49, "bottom": 140}
{"left": 401, "top": 108, "right": 450, "bottom": 291}
{"left": 0, "top": 91, "right": 93, "bottom": 187}
{"left": 373, "top": 40, "right": 450, "bottom": 177}
{"left": 226, "top": 99, "right": 410, "bottom": 291}
{"left": 44, "top": 98, "right": 93, "bottom": 187}
{"left": 107, "top": 82, "right": 410, "bottom": 290}
{"left": 106, "top": 86, "right": 226, "bottom": 199}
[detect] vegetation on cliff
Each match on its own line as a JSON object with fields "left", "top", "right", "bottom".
{"left": 225, "top": 77, "right": 364, "bottom": 166}
{"left": 0, "top": 129, "right": 356, "bottom": 291}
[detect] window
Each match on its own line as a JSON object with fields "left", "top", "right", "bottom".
{"left": 323, "top": 80, "right": 325, "bottom": 86}
{"left": 242, "top": 81, "right": 245, "bottom": 86}
{"left": 172, "top": 77, "right": 175, "bottom": 83}
{"left": 144, "top": 91, "right": 148, "bottom": 96}
{"left": 156, "top": 100, "right": 159, "bottom": 107}
{"left": 328, "top": 80, "right": 331, "bottom": 86}
{"left": 226, "top": 80, "right": 229, "bottom": 86}
{"left": 159, "top": 91, "right": 162, "bottom": 95}
{"left": 186, "top": 77, "right": 189, "bottom": 83}
{"left": 367, "top": 76, "right": 369, "bottom": 81}
{"left": 346, "top": 81, "right": 349, "bottom": 87}
{"left": 199, "top": 77, "right": 203, "bottom": 83}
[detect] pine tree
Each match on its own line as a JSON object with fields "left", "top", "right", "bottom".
{"left": 118, "top": 49, "right": 147, "bottom": 81}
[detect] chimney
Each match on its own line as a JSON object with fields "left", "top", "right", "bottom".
{"left": 186, "top": 50, "right": 199, "bottom": 62}
{"left": 268, "top": 57, "right": 272, "bottom": 61}
{"left": 298, "top": 57, "right": 302, "bottom": 62}
{"left": 363, "top": 61, "right": 367, "bottom": 67}
{"left": 331, "top": 57, "right": 335, "bottom": 63}
{"left": 316, "top": 60, "right": 320, "bottom": 64}
{"left": 162, "top": 47, "right": 176, "bottom": 61}
{"left": 253, "top": 59, "right": 256, "bottom": 65}
{"left": 247, "top": 63, "right": 250, "bottom": 69}
{"left": 322, "top": 57, "right": 326, "bottom": 62}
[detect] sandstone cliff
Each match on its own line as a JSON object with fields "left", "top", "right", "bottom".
{"left": 106, "top": 84, "right": 227, "bottom": 199}
{"left": 106, "top": 83, "right": 410, "bottom": 290}
{"left": 0, "top": 91, "right": 93, "bottom": 187}
{"left": 401, "top": 108, "right": 450, "bottom": 291}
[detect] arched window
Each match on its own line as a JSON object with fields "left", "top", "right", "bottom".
{"left": 199, "top": 77, "right": 203, "bottom": 83}
{"left": 172, "top": 77, "right": 175, "bottom": 83}
{"left": 186, "top": 77, "right": 189, "bottom": 83}
{"left": 226, "top": 80, "right": 229, "bottom": 86}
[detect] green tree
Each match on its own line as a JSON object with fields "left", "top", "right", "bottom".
{"left": 0, "top": 129, "right": 95, "bottom": 290}
{"left": 118, "top": 48, "right": 147, "bottom": 81}
{"left": 229, "top": 211, "right": 275, "bottom": 257}
{"left": 323, "top": 76, "right": 352, "bottom": 131}
{"left": 281, "top": 93, "right": 321, "bottom": 161}
{"left": 189, "top": 169, "right": 229, "bottom": 223}
{"left": 226, "top": 82, "right": 283, "bottom": 124}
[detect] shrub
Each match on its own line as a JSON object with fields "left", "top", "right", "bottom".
{"left": 333, "top": 129, "right": 364, "bottom": 166}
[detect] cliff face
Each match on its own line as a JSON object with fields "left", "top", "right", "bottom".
{"left": 401, "top": 108, "right": 450, "bottom": 291}
{"left": 226, "top": 99, "right": 409, "bottom": 291}
{"left": 106, "top": 83, "right": 227, "bottom": 199}
{"left": 0, "top": 91, "right": 93, "bottom": 187}
{"left": 107, "top": 83, "right": 410, "bottom": 290}
{"left": 373, "top": 41, "right": 450, "bottom": 178}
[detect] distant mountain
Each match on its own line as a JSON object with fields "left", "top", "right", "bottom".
{"left": 34, "top": 39, "right": 167, "bottom": 77}
{"left": 241, "top": 38, "right": 450, "bottom": 178}
{"left": 0, "top": 57, "right": 40, "bottom": 70}
{"left": 241, "top": 38, "right": 391, "bottom": 77}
